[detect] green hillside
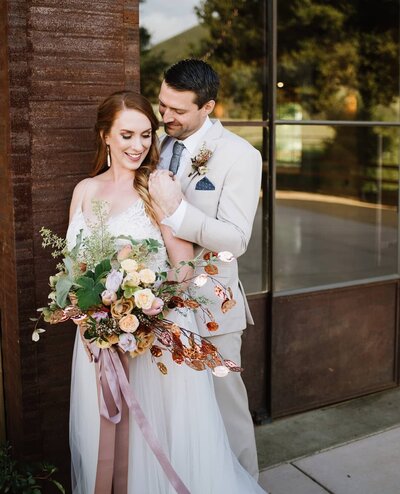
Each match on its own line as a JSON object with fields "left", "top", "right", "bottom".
{"left": 150, "top": 24, "right": 210, "bottom": 65}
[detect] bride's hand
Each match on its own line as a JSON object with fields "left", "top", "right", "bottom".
{"left": 73, "top": 319, "right": 93, "bottom": 362}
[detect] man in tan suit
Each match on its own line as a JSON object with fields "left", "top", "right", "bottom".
{"left": 149, "top": 59, "right": 262, "bottom": 479}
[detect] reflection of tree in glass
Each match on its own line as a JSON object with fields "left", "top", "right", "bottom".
{"left": 278, "top": 0, "right": 400, "bottom": 121}
{"left": 194, "top": 0, "right": 264, "bottom": 119}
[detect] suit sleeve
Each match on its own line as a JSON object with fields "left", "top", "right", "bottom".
{"left": 175, "top": 146, "right": 262, "bottom": 258}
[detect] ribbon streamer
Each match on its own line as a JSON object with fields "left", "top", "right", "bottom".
{"left": 91, "top": 346, "right": 191, "bottom": 494}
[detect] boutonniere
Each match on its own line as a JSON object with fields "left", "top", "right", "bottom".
{"left": 188, "top": 142, "right": 213, "bottom": 178}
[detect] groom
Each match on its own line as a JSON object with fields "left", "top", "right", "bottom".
{"left": 149, "top": 59, "right": 262, "bottom": 478}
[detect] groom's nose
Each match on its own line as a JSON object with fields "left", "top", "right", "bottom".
{"left": 162, "top": 108, "right": 175, "bottom": 123}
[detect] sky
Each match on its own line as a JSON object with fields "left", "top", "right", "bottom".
{"left": 139, "top": 0, "right": 200, "bottom": 45}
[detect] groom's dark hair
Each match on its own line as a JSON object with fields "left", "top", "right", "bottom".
{"left": 164, "top": 59, "right": 219, "bottom": 108}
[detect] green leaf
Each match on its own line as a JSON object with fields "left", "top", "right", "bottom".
{"left": 70, "top": 229, "right": 83, "bottom": 258}
{"left": 123, "top": 286, "right": 138, "bottom": 298}
{"left": 55, "top": 276, "right": 74, "bottom": 308}
{"left": 51, "top": 479, "right": 66, "bottom": 493}
{"left": 94, "top": 259, "right": 112, "bottom": 282}
{"left": 76, "top": 276, "right": 104, "bottom": 310}
{"left": 63, "top": 255, "right": 74, "bottom": 276}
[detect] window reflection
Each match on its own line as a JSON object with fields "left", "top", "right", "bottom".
{"left": 275, "top": 125, "right": 399, "bottom": 292}
{"left": 277, "top": 1, "right": 400, "bottom": 121}
{"left": 225, "top": 126, "right": 264, "bottom": 293}
{"left": 139, "top": 0, "right": 265, "bottom": 121}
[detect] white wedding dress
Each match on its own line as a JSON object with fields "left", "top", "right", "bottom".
{"left": 67, "top": 198, "right": 266, "bottom": 494}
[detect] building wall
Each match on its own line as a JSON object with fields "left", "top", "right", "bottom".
{"left": 1, "top": 0, "right": 140, "bottom": 482}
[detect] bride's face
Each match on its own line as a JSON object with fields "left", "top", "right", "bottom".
{"left": 105, "top": 109, "right": 152, "bottom": 172}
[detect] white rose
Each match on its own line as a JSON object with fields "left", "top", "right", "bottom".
{"left": 121, "top": 258, "right": 139, "bottom": 273}
{"left": 122, "top": 271, "right": 141, "bottom": 288}
{"left": 134, "top": 288, "right": 155, "bottom": 310}
{"left": 217, "top": 251, "right": 235, "bottom": 263}
{"left": 139, "top": 268, "right": 156, "bottom": 285}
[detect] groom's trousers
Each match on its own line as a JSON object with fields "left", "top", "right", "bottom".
{"left": 209, "top": 330, "right": 259, "bottom": 480}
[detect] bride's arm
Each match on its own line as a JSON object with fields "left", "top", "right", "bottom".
{"left": 159, "top": 223, "right": 194, "bottom": 283}
{"left": 152, "top": 202, "right": 194, "bottom": 282}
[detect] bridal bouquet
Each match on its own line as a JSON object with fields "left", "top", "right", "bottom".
{"left": 31, "top": 201, "right": 240, "bottom": 377}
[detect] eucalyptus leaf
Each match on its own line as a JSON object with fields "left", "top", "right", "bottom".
{"left": 55, "top": 276, "right": 74, "bottom": 307}
{"left": 70, "top": 229, "right": 83, "bottom": 258}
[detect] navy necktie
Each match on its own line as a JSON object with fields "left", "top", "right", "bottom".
{"left": 169, "top": 141, "right": 185, "bottom": 175}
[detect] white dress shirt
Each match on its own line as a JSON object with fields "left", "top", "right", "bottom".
{"left": 160, "top": 117, "right": 213, "bottom": 233}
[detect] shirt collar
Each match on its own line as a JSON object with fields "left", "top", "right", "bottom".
{"left": 177, "top": 117, "right": 213, "bottom": 155}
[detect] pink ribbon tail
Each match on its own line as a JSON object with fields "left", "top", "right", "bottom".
{"left": 92, "top": 347, "right": 191, "bottom": 494}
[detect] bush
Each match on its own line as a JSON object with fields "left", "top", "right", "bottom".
{"left": 0, "top": 444, "right": 65, "bottom": 494}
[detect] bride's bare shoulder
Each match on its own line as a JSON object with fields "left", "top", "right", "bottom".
{"left": 69, "top": 177, "right": 98, "bottom": 219}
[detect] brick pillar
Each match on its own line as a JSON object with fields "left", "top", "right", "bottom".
{"left": 0, "top": 0, "right": 140, "bottom": 484}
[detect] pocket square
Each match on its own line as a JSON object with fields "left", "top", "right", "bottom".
{"left": 195, "top": 176, "right": 215, "bottom": 191}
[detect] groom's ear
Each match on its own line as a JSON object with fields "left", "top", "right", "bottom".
{"left": 202, "top": 100, "right": 216, "bottom": 116}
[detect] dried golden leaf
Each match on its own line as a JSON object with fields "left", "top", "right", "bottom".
{"left": 150, "top": 345, "right": 163, "bottom": 357}
{"left": 205, "top": 264, "right": 218, "bottom": 275}
{"left": 157, "top": 362, "right": 168, "bottom": 375}
{"left": 221, "top": 299, "right": 237, "bottom": 313}
{"left": 184, "top": 299, "right": 200, "bottom": 309}
{"left": 206, "top": 321, "right": 219, "bottom": 332}
{"left": 172, "top": 350, "right": 184, "bottom": 364}
{"left": 168, "top": 296, "right": 185, "bottom": 308}
{"left": 203, "top": 251, "right": 218, "bottom": 261}
{"left": 214, "top": 286, "right": 225, "bottom": 300}
{"left": 186, "top": 359, "right": 206, "bottom": 371}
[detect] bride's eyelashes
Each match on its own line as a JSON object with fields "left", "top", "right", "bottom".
{"left": 121, "top": 132, "right": 152, "bottom": 140}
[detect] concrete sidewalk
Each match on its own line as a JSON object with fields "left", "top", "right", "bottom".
{"left": 255, "top": 388, "right": 400, "bottom": 493}
{"left": 259, "top": 425, "right": 400, "bottom": 493}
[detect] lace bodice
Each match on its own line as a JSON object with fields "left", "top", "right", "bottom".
{"left": 66, "top": 199, "right": 169, "bottom": 272}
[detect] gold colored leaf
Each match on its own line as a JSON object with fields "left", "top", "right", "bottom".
{"left": 157, "top": 362, "right": 168, "bottom": 375}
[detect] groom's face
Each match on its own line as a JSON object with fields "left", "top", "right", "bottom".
{"left": 158, "top": 81, "right": 212, "bottom": 140}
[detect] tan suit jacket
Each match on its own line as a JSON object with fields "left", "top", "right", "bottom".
{"left": 160, "top": 120, "right": 262, "bottom": 336}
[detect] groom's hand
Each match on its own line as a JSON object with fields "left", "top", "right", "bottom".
{"left": 149, "top": 170, "right": 183, "bottom": 217}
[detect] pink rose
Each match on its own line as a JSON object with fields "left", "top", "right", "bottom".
{"left": 142, "top": 297, "right": 164, "bottom": 316}
{"left": 117, "top": 244, "right": 133, "bottom": 261}
{"left": 105, "top": 269, "right": 123, "bottom": 292}
{"left": 101, "top": 289, "right": 117, "bottom": 306}
{"left": 118, "top": 332, "right": 138, "bottom": 353}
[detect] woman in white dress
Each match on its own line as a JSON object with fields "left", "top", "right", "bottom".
{"left": 67, "top": 91, "right": 266, "bottom": 494}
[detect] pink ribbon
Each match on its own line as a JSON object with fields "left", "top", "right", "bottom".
{"left": 92, "top": 346, "right": 191, "bottom": 494}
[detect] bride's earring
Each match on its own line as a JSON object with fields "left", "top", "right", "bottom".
{"left": 106, "top": 145, "right": 111, "bottom": 167}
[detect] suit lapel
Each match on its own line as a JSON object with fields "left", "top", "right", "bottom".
{"left": 180, "top": 120, "right": 224, "bottom": 194}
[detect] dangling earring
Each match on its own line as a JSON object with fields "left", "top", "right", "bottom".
{"left": 106, "top": 145, "right": 111, "bottom": 167}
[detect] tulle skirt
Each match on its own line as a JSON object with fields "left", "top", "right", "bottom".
{"left": 69, "top": 312, "right": 265, "bottom": 494}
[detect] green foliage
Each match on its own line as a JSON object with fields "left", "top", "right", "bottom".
{"left": 75, "top": 275, "right": 105, "bottom": 310}
{"left": 0, "top": 444, "right": 65, "bottom": 494}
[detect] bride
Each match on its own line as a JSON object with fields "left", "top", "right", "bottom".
{"left": 66, "top": 90, "right": 266, "bottom": 494}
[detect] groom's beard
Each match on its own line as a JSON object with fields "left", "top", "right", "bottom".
{"left": 164, "top": 122, "right": 183, "bottom": 138}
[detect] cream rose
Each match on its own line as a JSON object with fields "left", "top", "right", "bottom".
{"left": 134, "top": 288, "right": 155, "bottom": 310}
{"left": 119, "top": 314, "right": 139, "bottom": 333}
{"left": 139, "top": 268, "right": 156, "bottom": 285}
{"left": 121, "top": 258, "right": 138, "bottom": 273}
{"left": 122, "top": 271, "right": 141, "bottom": 288}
